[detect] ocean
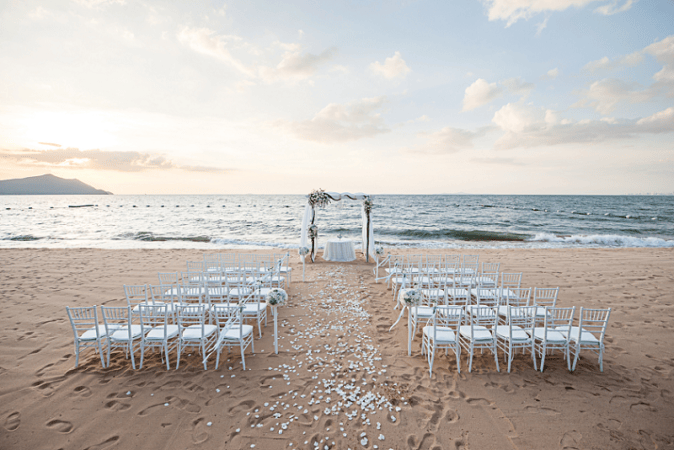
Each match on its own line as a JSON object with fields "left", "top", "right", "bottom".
{"left": 1, "top": 195, "right": 672, "bottom": 250}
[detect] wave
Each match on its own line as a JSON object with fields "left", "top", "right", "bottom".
{"left": 529, "top": 233, "right": 674, "bottom": 248}
{"left": 3, "top": 234, "right": 42, "bottom": 241}
{"left": 117, "top": 231, "right": 211, "bottom": 243}
{"left": 379, "top": 228, "right": 531, "bottom": 241}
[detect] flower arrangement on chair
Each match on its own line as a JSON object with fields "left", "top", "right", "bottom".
{"left": 265, "top": 288, "right": 288, "bottom": 354}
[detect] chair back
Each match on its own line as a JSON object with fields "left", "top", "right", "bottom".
{"left": 158, "top": 272, "right": 179, "bottom": 285}
{"left": 544, "top": 306, "right": 575, "bottom": 337}
{"left": 500, "top": 287, "right": 531, "bottom": 307}
{"left": 186, "top": 260, "right": 204, "bottom": 271}
{"left": 534, "top": 287, "right": 559, "bottom": 308}
{"left": 124, "top": 285, "right": 148, "bottom": 311}
{"left": 474, "top": 286, "right": 498, "bottom": 308}
{"left": 507, "top": 305, "right": 536, "bottom": 331}
{"left": 501, "top": 273, "right": 523, "bottom": 290}
{"left": 446, "top": 287, "right": 469, "bottom": 307}
{"left": 101, "top": 306, "right": 134, "bottom": 336}
{"left": 176, "top": 304, "right": 208, "bottom": 332}
{"left": 66, "top": 305, "right": 100, "bottom": 339}
{"left": 139, "top": 304, "right": 169, "bottom": 338}
{"left": 578, "top": 307, "right": 611, "bottom": 342}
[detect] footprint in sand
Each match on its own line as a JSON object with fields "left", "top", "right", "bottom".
{"left": 83, "top": 436, "right": 120, "bottom": 450}
{"left": 189, "top": 417, "right": 209, "bottom": 444}
{"left": 4, "top": 412, "right": 20, "bottom": 431}
{"left": 46, "top": 419, "right": 73, "bottom": 433}
{"left": 465, "top": 397, "right": 493, "bottom": 407}
{"left": 560, "top": 430, "right": 582, "bottom": 449}
{"left": 104, "top": 400, "right": 131, "bottom": 412}
{"left": 524, "top": 405, "right": 559, "bottom": 415}
{"left": 73, "top": 385, "right": 92, "bottom": 397}
{"left": 407, "top": 432, "right": 438, "bottom": 450}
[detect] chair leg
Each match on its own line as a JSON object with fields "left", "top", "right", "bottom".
{"left": 130, "top": 343, "right": 136, "bottom": 370}
{"left": 241, "top": 344, "right": 246, "bottom": 371}
{"left": 493, "top": 342, "right": 500, "bottom": 372}
{"left": 97, "top": 340, "right": 105, "bottom": 368}
{"left": 456, "top": 344, "right": 461, "bottom": 374}
{"left": 428, "top": 346, "right": 434, "bottom": 379}
{"left": 540, "top": 347, "right": 546, "bottom": 372}
{"left": 176, "top": 341, "right": 182, "bottom": 369}
{"left": 140, "top": 343, "right": 145, "bottom": 369}
{"left": 75, "top": 341, "right": 80, "bottom": 368}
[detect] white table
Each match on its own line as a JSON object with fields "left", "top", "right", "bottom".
{"left": 323, "top": 239, "right": 356, "bottom": 262}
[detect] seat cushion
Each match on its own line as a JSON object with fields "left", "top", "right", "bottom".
{"left": 532, "top": 327, "right": 566, "bottom": 343}
{"left": 534, "top": 306, "right": 548, "bottom": 317}
{"left": 145, "top": 325, "right": 179, "bottom": 340}
{"left": 421, "top": 289, "right": 445, "bottom": 299}
{"left": 495, "top": 325, "right": 530, "bottom": 342}
{"left": 560, "top": 326, "right": 600, "bottom": 345}
{"left": 242, "top": 302, "right": 268, "bottom": 313}
{"left": 228, "top": 288, "right": 252, "bottom": 297}
{"left": 459, "top": 325, "right": 493, "bottom": 341}
{"left": 182, "top": 324, "right": 217, "bottom": 340}
{"left": 80, "top": 324, "right": 118, "bottom": 340}
{"left": 110, "top": 325, "right": 144, "bottom": 341}
{"left": 219, "top": 325, "right": 254, "bottom": 341}
{"left": 423, "top": 326, "right": 457, "bottom": 343}
{"left": 412, "top": 306, "right": 435, "bottom": 319}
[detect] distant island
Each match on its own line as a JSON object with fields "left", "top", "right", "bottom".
{"left": 0, "top": 174, "right": 112, "bottom": 195}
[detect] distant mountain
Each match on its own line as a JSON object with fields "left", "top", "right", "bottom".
{"left": 0, "top": 174, "right": 112, "bottom": 195}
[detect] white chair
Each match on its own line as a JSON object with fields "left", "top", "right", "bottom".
{"left": 139, "top": 304, "right": 179, "bottom": 370}
{"left": 443, "top": 255, "right": 461, "bottom": 275}
{"left": 459, "top": 305, "right": 499, "bottom": 372}
{"left": 176, "top": 304, "right": 218, "bottom": 370}
{"left": 66, "top": 305, "right": 110, "bottom": 368}
{"left": 274, "top": 252, "right": 292, "bottom": 286}
{"left": 495, "top": 287, "right": 532, "bottom": 322}
{"left": 446, "top": 286, "right": 470, "bottom": 307}
{"left": 533, "top": 287, "right": 560, "bottom": 322}
{"left": 101, "top": 306, "right": 145, "bottom": 370}
{"left": 563, "top": 307, "right": 611, "bottom": 372}
{"left": 241, "top": 271, "right": 270, "bottom": 339}
{"left": 186, "top": 261, "right": 204, "bottom": 271}
{"left": 411, "top": 280, "right": 441, "bottom": 337}
{"left": 422, "top": 305, "right": 463, "bottom": 377}
{"left": 462, "top": 255, "right": 479, "bottom": 275}
{"left": 497, "top": 273, "right": 523, "bottom": 298}
{"left": 476, "top": 262, "right": 500, "bottom": 287}
{"left": 212, "top": 304, "right": 254, "bottom": 370}
{"left": 124, "top": 284, "right": 148, "bottom": 315}
{"left": 532, "top": 306, "right": 575, "bottom": 372}
{"left": 495, "top": 305, "right": 537, "bottom": 372}
{"left": 158, "top": 272, "right": 179, "bottom": 286}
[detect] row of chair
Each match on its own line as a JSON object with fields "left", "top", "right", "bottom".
{"left": 66, "top": 302, "right": 254, "bottom": 371}
{"left": 421, "top": 304, "right": 611, "bottom": 376}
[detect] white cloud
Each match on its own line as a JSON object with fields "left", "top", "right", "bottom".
{"left": 574, "top": 78, "right": 654, "bottom": 115}
{"left": 277, "top": 97, "right": 390, "bottom": 143}
{"left": 492, "top": 102, "right": 674, "bottom": 149}
{"left": 260, "top": 48, "right": 336, "bottom": 82}
{"left": 462, "top": 78, "right": 503, "bottom": 111}
{"left": 404, "top": 126, "right": 482, "bottom": 154}
{"left": 502, "top": 77, "right": 535, "bottom": 96}
{"left": 482, "top": 0, "right": 634, "bottom": 26}
{"left": 369, "top": 51, "right": 411, "bottom": 79}
{"left": 545, "top": 68, "right": 559, "bottom": 79}
{"left": 583, "top": 51, "right": 644, "bottom": 72}
{"left": 644, "top": 35, "right": 674, "bottom": 84}
{"left": 406, "top": 115, "right": 431, "bottom": 124}
{"left": 177, "top": 27, "right": 254, "bottom": 77}
{"left": 594, "top": 0, "right": 636, "bottom": 15}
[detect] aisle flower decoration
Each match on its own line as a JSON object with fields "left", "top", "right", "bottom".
{"left": 375, "top": 246, "right": 385, "bottom": 257}
{"left": 298, "top": 246, "right": 310, "bottom": 281}
{"left": 401, "top": 288, "right": 424, "bottom": 307}
{"left": 308, "top": 189, "right": 331, "bottom": 209}
{"left": 265, "top": 288, "right": 288, "bottom": 306}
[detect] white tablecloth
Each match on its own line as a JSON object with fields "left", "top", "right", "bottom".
{"left": 323, "top": 239, "right": 356, "bottom": 262}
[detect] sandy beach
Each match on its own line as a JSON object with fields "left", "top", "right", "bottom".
{"left": 1, "top": 248, "right": 673, "bottom": 450}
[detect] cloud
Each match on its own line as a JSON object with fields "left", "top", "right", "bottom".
{"left": 573, "top": 78, "right": 655, "bottom": 114}
{"left": 541, "top": 67, "right": 559, "bottom": 80}
{"left": 491, "top": 102, "right": 674, "bottom": 149}
{"left": 403, "top": 126, "right": 488, "bottom": 154}
{"left": 259, "top": 48, "right": 336, "bottom": 82}
{"left": 462, "top": 79, "right": 503, "bottom": 111}
{"left": 594, "top": 0, "right": 636, "bottom": 15}
{"left": 177, "top": 26, "right": 254, "bottom": 77}
{"left": 472, "top": 156, "right": 526, "bottom": 166}
{"left": 644, "top": 35, "right": 674, "bottom": 84}
{"left": 583, "top": 51, "right": 644, "bottom": 72}
{"left": 406, "top": 115, "right": 431, "bottom": 124}
{"left": 502, "top": 77, "right": 535, "bottom": 96}
{"left": 369, "top": 51, "right": 411, "bottom": 79}
{"left": 482, "top": 0, "right": 634, "bottom": 26}
{"left": 38, "top": 142, "right": 62, "bottom": 148}
{"left": 0, "top": 148, "right": 225, "bottom": 173}
{"left": 277, "top": 97, "right": 390, "bottom": 143}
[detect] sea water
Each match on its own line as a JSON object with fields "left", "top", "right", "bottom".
{"left": 1, "top": 195, "right": 672, "bottom": 249}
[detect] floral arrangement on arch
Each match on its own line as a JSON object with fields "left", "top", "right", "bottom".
{"left": 308, "top": 189, "right": 331, "bottom": 209}
{"left": 308, "top": 224, "right": 318, "bottom": 239}
{"left": 266, "top": 288, "right": 288, "bottom": 306}
{"left": 363, "top": 196, "right": 373, "bottom": 215}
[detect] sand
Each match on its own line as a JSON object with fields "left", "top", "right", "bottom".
{"left": 1, "top": 248, "right": 673, "bottom": 450}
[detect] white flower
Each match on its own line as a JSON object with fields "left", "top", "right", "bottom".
{"left": 298, "top": 246, "right": 310, "bottom": 256}
{"left": 266, "top": 288, "right": 288, "bottom": 306}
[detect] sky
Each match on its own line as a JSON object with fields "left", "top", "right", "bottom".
{"left": 0, "top": 0, "right": 673, "bottom": 195}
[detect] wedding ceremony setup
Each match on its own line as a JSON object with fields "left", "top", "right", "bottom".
{"left": 299, "top": 189, "right": 375, "bottom": 263}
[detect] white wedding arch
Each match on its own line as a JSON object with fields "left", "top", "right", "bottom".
{"left": 299, "top": 190, "right": 375, "bottom": 263}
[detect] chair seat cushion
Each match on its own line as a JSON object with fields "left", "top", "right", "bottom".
{"left": 421, "top": 289, "right": 445, "bottom": 298}
{"left": 242, "top": 302, "right": 268, "bottom": 313}
{"left": 534, "top": 306, "right": 548, "bottom": 317}
{"left": 228, "top": 288, "right": 252, "bottom": 297}
{"left": 81, "top": 324, "right": 119, "bottom": 340}
{"left": 459, "top": 325, "right": 493, "bottom": 341}
{"left": 145, "top": 325, "right": 179, "bottom": 340}
{"left": 219, "top": 325, "right": 254, "bottom": 341}
{"left": 182, "top": 324, "right": 217, "bottom": 340}
{"left": 423, "top": 326, "right": 457, "bottom": 343}
{"left": 532, "top": 327, "right": 566, "bottom": 343}
{"left": 412, "top": 306, "right": 435, "bottom": 318}
{"left": 110, "top": 325, "right": 144, "bottom": 341}
{"left": 560, "top": 326, "right": 600, "bottom": 345}
{"left": 495, "top": 325, "right": 530, "bottom": 342}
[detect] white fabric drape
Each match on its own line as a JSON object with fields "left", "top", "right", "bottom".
{"left": 299, "top": 204, "right": 312, "bottom": 262}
